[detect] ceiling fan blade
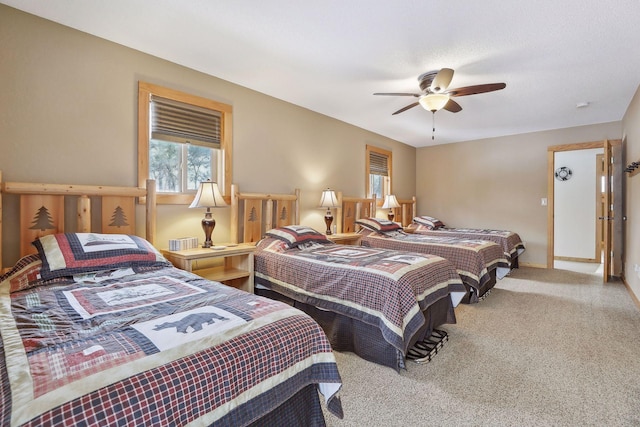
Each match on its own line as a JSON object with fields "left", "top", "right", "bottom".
{"left": 430, "top": 68, "right": 454, "bottom": 92}
{"left": 374, "top": 92, "right": 420, "bottom": 97}
{"left": 443, "top": 99, "right": 462, "bottom": 113}
{"left": 447, "top": 83, "right": 506, "bottom": 97}
{"left": 392, "top": 102, "right": 419, "bottom": 115}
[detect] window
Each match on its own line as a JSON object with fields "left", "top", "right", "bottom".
{"left": 365, "top": 145, "right": 392, "bottom": 204}
{"left": 138, "top": 82, "right": 232, "bottom": 204}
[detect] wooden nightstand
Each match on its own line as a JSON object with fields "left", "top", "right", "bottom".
{"left": 326, "top": 232, "right": 362, "bottom": 246}
{"left": 163, "top": 244, "right": 256, "bottom": 293}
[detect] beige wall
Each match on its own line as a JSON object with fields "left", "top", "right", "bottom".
{"left": 0, "top": 5, "right": 416, "bottom": 265}
{"left": 622, "top": 85, "right": 640, "bottom": 301}
{"left": 416, "top": 122, "right": 622, "bottom": 267}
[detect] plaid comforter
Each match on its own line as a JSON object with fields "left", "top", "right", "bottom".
{"left": 254, "top": 238, "right": 465, "bottom": 360}
{"left": 413, "top": 227, "right": 525, "bottom": 263}
{"left": 360, "top": 230, "right": 509, "bottom": 296}
{"left": 0, "top": 255, "right": 342, "bottom": 426}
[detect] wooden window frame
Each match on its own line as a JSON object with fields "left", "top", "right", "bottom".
{"left": 138, "top": 82, "right": 232, "bottom": 204}
{"left": 365, "top": 145, "right": 392, "bottom": 206}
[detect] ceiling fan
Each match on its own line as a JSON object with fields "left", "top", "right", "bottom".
{"left": 374, "top": 68, "right": 506, "bottom": 140}
{"left": 374, "top": 68, "right": 506, "bottom": 116}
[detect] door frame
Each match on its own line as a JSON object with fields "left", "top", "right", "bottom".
{"left": 547, "top": 139, "right": 621, "bottom": 280}
{"left": 595, "top": 153, "right": 604, "bottom": 261}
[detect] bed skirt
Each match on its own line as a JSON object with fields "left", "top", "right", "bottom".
{"left": 511, "top": 256, "right": 519, "bottom": 269}
{"left": 245, "top": 383, "right": 325, "bottom": 427}
{"left": 460, "top": 268, "right": 497, "bottom": 304}
{"left": 255, "top": 288, "right": 456, "bottom": 371}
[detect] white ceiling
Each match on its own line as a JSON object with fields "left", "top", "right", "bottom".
{"left": 3, "top": 0, "right": 640, "bottom": 147}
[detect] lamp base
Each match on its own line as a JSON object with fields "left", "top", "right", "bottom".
{"left": 324, "top": 210, "right": 334, "bottom": 235}
{"left": 387, "top": 210, "right": 395, "bottom": 222}
{"left": 201, "top": 210, "right": 216, "bottom": 248}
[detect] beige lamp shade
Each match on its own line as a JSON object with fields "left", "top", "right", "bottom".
{"left": 382, "top": 194, "right": 400, "bottom": 222}
{"left": 381, "top": 194, "right": 400, "bottom": 209}
{"left": 319, "top": 188, "right": 339, "bottom": 235}
{"left": 318, "top": 189, "right": 339, "bottom": 208}
{"left": 189, "top": 180, "right": 227, "bottom": 208}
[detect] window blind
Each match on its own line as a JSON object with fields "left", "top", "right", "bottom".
{"left": 369, "top": 151, "right": 389, "bottom": 176}
{"left": 150, "top": 95, "right": 221, "bottom": 149}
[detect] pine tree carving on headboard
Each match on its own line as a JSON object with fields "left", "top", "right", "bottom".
{"left": 108, "top": 206, "right": 130, "bottom": 227}
{"left": 248, "top": 207, "right": 258, "bottom": 222}
{"left": 244, "top": 200, "right": 262, "bottom": 243}
{"left": 20, "top": 194, "right": 64, "bottom": 256}
{"left": 102, "top": 197, "right": 134, "bottom": 235}
{"left": 29, "top": 206, "right": 57, "bottom": 231}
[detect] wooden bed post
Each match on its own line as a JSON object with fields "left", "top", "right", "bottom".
{"left": 146, "top": 179, "right": 156, "bottom": 245}
{"left": 355, "top": 202, "right": 362, "bottom": 224}
{"left": 77, "top": 196, "right": 91, "bottom": 232}
{"left": 411, "top": 196, "right": 416, "bottom": 222}
{"left": 294, "top": 189, "right": 300, "bottom": 225}
{"left": 229, "top": 184, "right": 239, "bottom": 244}
{"left": 335, "top": 191, "right": 343, "bottom": 234}
{"left": 0, "top": 170, "right": 3, "bottom": 271}
{"left": 265, "top": 195, "right": 274, "bottom": 232}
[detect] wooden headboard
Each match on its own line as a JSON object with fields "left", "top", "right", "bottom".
{"left": 335, "top": 193, "right": 416, "bottom": 231}
{"left": 336, "top": 192, "right": 376, "bottom": 233}
{"left": 230, "top": 184, "right": 300, "bottom": 244}
{"left": 0, "top": 170, "right": 157, "bottom": 270}
{"left": 393, "top": 196, "right": 417, "bottom": 227}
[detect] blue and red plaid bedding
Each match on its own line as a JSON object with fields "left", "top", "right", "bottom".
{"left": 0, "top": 255, "right": 342, "bottom": 426}
{"left": 412, "top": 226, "right": 525, "bottom": 263}
{"left": 254, "top": 238, "right": 466, "bottom": 362}
{"left": 360, "top": 230, "right": 509, "bottom": 300}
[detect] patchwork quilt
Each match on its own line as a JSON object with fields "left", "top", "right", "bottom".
{"left": 254, "top": 238, "right": 466, "bottom": 359}
{"left": 360, "top": 230, "right": 509, "bottom": 298}
{"left": 412, "top": 226, "right": 525, "bottom": 263}
{"left": 0, "top": 255, "right": 342, "bottom": 426}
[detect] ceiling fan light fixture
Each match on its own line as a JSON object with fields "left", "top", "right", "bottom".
{"left": 419, "top": 93, "right": 450, "bottom": 112}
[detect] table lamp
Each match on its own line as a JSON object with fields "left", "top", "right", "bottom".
{"left": 189, "top": 180, "right": 227, "bottom": 248}
{"left": 318, "top": 188, "right": 339, "bottom": 235}
{"left": 381, "top": 194, "right": 400, "bottom": 221}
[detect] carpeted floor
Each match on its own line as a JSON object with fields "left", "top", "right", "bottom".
{"left": 323, "top": 267, "right": 640, "bottom": 426}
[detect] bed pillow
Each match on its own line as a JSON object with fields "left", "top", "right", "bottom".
{"left": 355, "top": 218, "right": 402, "bottom": 233}
{"left": 264, "top": 225, "right": 330, "bottom": 248}
{"left": 0, "top": 254, "right": 72, "bottom": 293}
{"left": 413, "top": 216, "right": 446, "bottom": 230}
{"left": 411, "top": 223, "right": 433, "bottom": 233}
{"left": 0, "top": 254, "right": 132, "bottom": 294}
{"left": 256, "top": 237, "right": 288, "bottom": 253}
{"left": 33, "top": 233, "right": 171, "bottom": 280}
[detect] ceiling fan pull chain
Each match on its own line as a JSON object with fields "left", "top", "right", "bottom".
{"left": 432, "top": 111, "right": 436, "bottom": 140}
